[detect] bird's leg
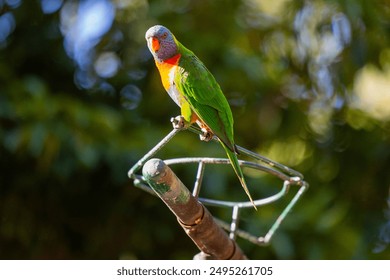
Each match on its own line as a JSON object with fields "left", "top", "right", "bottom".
{"left": 172, "top": 103, "right": 194, "bottom": 130}
{"left": 170, "top": 115, "right": 189, "bottom": 130}
{"left": 196, "top": 120, "right": 214, "bottom": 142}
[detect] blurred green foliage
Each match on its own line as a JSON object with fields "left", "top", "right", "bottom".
{"left": 1, "top": 0, "right": 390, "bottom": 259}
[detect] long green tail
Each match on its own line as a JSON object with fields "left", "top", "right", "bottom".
{"left": 220, "top": 141, "right": 257, "bottom": 210}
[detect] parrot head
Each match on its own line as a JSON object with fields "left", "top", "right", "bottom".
{"left": 145, "top": 25, "right": 178, "bottom": 62}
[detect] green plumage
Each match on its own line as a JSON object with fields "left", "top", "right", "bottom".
{"left": 175, "top": 45, "right": 235, "bottom": 150}
{"left": 174, "top": 42, "right": 256, "bottom": 209}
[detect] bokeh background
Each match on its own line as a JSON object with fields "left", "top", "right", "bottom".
{"left": 1, "top": 0, "right": 390, "bottom": 259}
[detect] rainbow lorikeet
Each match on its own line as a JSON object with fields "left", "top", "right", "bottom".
{"left": 145, "top": 25, "right": 255, "bottom": 208}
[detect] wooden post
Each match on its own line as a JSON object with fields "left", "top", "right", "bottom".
{"left": 143, "top": 158, "right": 247, "bottom": 260}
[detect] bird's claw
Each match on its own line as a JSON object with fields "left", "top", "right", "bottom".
{"left": 170, "top": 115, "right": 187, "bottom": 130}
{"left": 199, "top": 128, "right": 213, "bottom": 142}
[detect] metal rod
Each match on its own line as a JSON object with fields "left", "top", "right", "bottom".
{"left": 198, "top": 179, "right": 289, "bottom": 208}
{"left": 258, "top": 182, "right": 308, "bottom": 245}
{"left": 229, "top": 205, "right": 240, "bottom": 240}
{"left": 128, "top": 128, "right": 180, "bottom": 179}
{"left": 192, "top": 161, "right": 205, "bottom": 198}
{"left": 187, "top": 125, "right": 304, "bottom": 178}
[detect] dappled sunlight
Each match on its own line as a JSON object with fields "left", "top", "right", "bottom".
{"left": 288, "top": 2, "right": 351, "bottom": 108}
{"left": 94, "top": 51, "right": 121, "bottom": 78}
{"left": 120, "top": 84, "right": 142, "bottom": 110}
{"left": 0, "top": 0, "right": 20, "bottom": 47}
{"left": 353, "top": 64, "right": 390, "bottom": 121}
{"left": 259, "top": 136, "right": 313, "bottom": 168}
{"left": 0, "top": 12, "right": 15, "bottom": 45}
{"left": 308, "top": 102, "right": 333, "bottom": 139}
{"left": 40, "top": 0, "right": 63, "bottom": 14}
{"left": 237, "top": 0, "right": 353, "bottom": 141}
{"left": 54, "top": 0, "right": 148, "bottom": 110}
{"left": 60, "top": 0, "right": 116, "bottom": 87}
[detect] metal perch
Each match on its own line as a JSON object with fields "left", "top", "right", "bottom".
{"left": 128, "top": 125, "right": 309, "bottom": 258}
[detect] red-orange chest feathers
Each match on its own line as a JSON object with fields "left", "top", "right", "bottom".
{"left": 155, "top": 54, "right": 181, "bottom": 91}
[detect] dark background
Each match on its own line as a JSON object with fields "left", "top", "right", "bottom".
{"left": 1, "top": 0, "right": 390, "bottom": 259}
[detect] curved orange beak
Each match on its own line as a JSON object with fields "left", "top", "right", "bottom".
{"left": 151, "top": 37, "right": 160, "bottom": 52}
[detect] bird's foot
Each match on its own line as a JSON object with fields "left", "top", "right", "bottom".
{"left": 199, "top": 127, "right": 213, "bottom": 142}
{"left": 170, "top": 115, "right": 188, "bottom": 130}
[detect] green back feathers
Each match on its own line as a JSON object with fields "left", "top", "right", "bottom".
{"left": 174, "top": 43, "right": 237, "bottom": 153}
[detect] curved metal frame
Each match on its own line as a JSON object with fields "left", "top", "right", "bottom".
{"left": 128, "top": 125, "right": 309, "bottom": 246}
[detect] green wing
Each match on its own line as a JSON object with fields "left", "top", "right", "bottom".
{"left": 174, "top": 45, "right": 255, "bottom": 208}
{"left": 175, "top": 51, "right": 237, "bottom": 152}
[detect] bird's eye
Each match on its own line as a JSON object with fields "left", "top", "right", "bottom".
{"left": 161, "top": 32, "right": 168, "bottom": 39}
